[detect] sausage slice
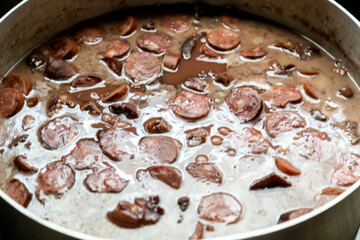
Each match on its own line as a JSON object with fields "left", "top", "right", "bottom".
{"left": 51, "top": 38, "right": 79, "bottom": 60}
{"left": 137, "top": 32, "right": 172, "bottom": 54}
{"left": 164, "top": 53, "right": 180, "bottom": 70}
{"left": 172, "top": 91, "right": 211, "bottom": 120}
{"left": 268, "top": 86, "right": 302, "bottom": 108}
{"left": 189, "top": 222, "right": 204, "bottom": 240}
{"left": 143, "top": 117, "right": 171, "bottom": 134}
{"left": 221, "top": 15, "right": 242, "bottom": 30}
{"left": 1, "top": 74, "right": 32, "bottom": 95}
{"left": 331, "top": 154, "right": 360, "bottom": 186}
{"left": 8, "top": 179, "right": 32, "bottom": 207}
{"left": 249, "top": 173, "right": 291, "bottom": 190}
{"left": 0, "top": 88, "right": 24, "bottom": 118}
{"left": 44, "top": 57, "right": 78, "bottom": 81}
{"left": 226, "top": 87, "right": 262, "bottom": 123}
{"left": 119, "top": 16, "right": 138, "bottom": 37}
{"left": 198, "top": 192, "right": 242, "bottom": 224}
{"left": 74, "top": 26, "right": 105, "bottom": 44}
{"left": 240, "top": 47, "right": 267, "bottom": 59}
{"left": 230, "top": 127, "right": 270, "bottom": 154}
{"left": 146, "top": 165, "right": 182, "bottom": 189}
{"left": 206, "top": 29, "right": 240, "bottom": 51}
{"left": 161, "top": 14, "right": 191, "bottom": 33}
{"left": 124, "top": 52, "right": 162, "bottom": 85}
{"left": 278, "top": 208, "right": 313, "bottom": 223}
{"left": 98, "top": 40, "right": 130, "bottom": 58}
{"left": 274, "top": 156, "right": 301, "bottom": 176}
{"left": 14, "top": 155, "right": 38, "bottom": 173}
{"left": 72, "top": 75, "right": 102, "bottom": 88}
{"left": 186, "top": 162, "right": 222, "bottom": 184}
{"left": 139, "top": 136, "right": 181, "bottom": 164}
{"left": 266, "top": 111, "right": 305, "bottom": 138}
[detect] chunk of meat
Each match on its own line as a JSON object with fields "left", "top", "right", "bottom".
{"left": 14, "top": 155, "right": 38, "bottom": 173}
{"left": 211, "top": 135, "right": 223, "bottom": 146}
{"left": 1, "top": 74, "right": 32, "bottom": 95}
{"left": 102, "top": 57, "right": 123, "bottom": 76}
{"left": 26, "top": 97, "right": 38, "bottom": 108}
{"left": 249, "top": 173, "right": 291, "bottom": 190}
{"left": 230, "top": 127, "right": 270, "bottom": 154}
{"left": 47, "top": 95, "right": 77, "bottom": 117}
{"left": 147, "top": 165, "right": 182, "bottom": 189}
{"left": 226, "top": 87, "right": 262, "bottom": 123}
{"left": 72, "top": 75, "right": 102, "bottom": 88}
{"left": 267, "top": 60, "right": 294, "bottom": 77}
{"left": 143, "top": 117, "right": 171, "bottom": 134}
{"left": 8, "top": 179, "right": 32, "bottom": 207}
{"left": 331, "top": 154, "right": 360, "bottom": 186}
{"left": 221, "top": 15, "right": 242, "bottom": 30}
{"left": 134, "top": 197, "right": 164, "bottom": 225}
{"left": 265, "top": 111, "right": 305, "bottom": 138}
{"left": 85, "top": 164, "right": 128, "bottom": 193}
{"left": 141, "top": 22, "right": 156, "bottom": 31}
{"left": 164, "top": 53, "right": 180, "bottom": 70}
{"left": 310, "top": 109, "right": 327, "bottom": 122}
{"left": 109, "top": 103, "right": 139, "bottom": 119}
{"left": 338, "top": 87, "right": 353, "bottom": 98}
{"left": 186, "top": 163, "right": 222, "bottom": 184}
{"left": 299, "top": 70, "right": 318, "bottom": 76}
{"left": 240, "top": 47, "right": 267, "bottom": 59}
{"left": 214, "top": 73, "right": 234, "bottom": 86}
{"left": 26, "top": 51, "right": 47, "bottom": 70}
{"left": 172, "top": 91, "right": 211, "bottom": 120}
{"left": 0, "top": 88, "right": 24, "bottom": 118}
{"left": 206, "top": 29, "right": 240, "bottom": 51}
{"left": 36, "top": 161, "right": 75, "bottom": 196}
{"left": 161, "top": 14, "right": 191, "bottom": 33}
{"left": 40, "top": 116, "right": 82, "bottom": 150}
{"left": 74, "top": 26, "right": 105, "bottom": 44}
{"left": 137, "top": 32, "right": 172, "bottom": 54}
{"left": 99, "top": 127, "right": 136, "bottom": 161}
{"left": 321, "top": 187, "right": 345, "bottom": 196}
{"left": 139, "top": 136, "right": 181, "bottom": 164}
{"left": 218, "top": 126, "right": 233, "bottom": 136}
{"left": 199, "top": 44, "right": 224, "bottom": 58}
{"left": 119, "top": 16, "right": 138, "bottom": 36}
{"left": 274, "top": 156, "right": 301, "bottom": 176}
{"left": 22, "top": 115, "right": 35, "bottom": 131}
{"left": 51, "top": 38, "right": 79, "bottom": 59}
{"left": 278, "top": 208, "right": 313, "bottom": 223}
{"left": 293, "top": 128, "right": 331, "bottom": 161}
{"left": 183, "top": 78, "right": 208, "bottom": 93}
{"left": 198, "top": 192, "right": 242, "bottom": 224}
{"left": 178, "top": 196, "right": 190, "bottom": 211}
{"left": 186, "top": 127, "right": 209, "bottom": 147}
{"left": 189, "top": 222, "right": 204, "bottom": 240}
{"left": 303, "top": 82, "right": 319, "bottom": 99}
{"left": 44, "top": 57, "right": 78, "bottom": 81}
{"left": 98, "top": 40, "right": 130, "bottom": 58}
{"left": 81, "top": 101, "right": 102, "bottom": 116}
{"left": 62, "top": 139, "right": 102, "bottom": 170}
{"left": 102, "top": 85, "right": 129, "bottom": 103}
{"left": 268, "top": 86, "right": 302, "bottom": 108}
{"left": 124, "top": 52, "right": 162, "bottom": 85}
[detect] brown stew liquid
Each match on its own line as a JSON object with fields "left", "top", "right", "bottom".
{"left": 0, "top": 4, "right": 360, "bottom": 239}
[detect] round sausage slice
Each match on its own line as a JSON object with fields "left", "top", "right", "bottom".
{"left": 74, "top": 26, "right": 105, "bottom": 44}
{"left": 63, "top": 139, "right": 102, "bottom": 170}
{"left": 206, "top": 29, "right": 240, "bottom": 51}
{"left": 44, "top": 57, "right": 78, "bottom": 81}
{"left": 0, "top": 88, "right": 24, "bottom": 118}
{"left": 36, "top": 161, "right": 75, "bottom": 196}
{"left": 137, "top": 32, "right": 172, "bottom": 54}
{"left": 147, "top": 165, "right": 182, "bottom": 189}
{"left": 119, "top": 16, "right": 138, "bottom": 37}
{"left": 1, "top": 74, "right": 32, "bottom": 95}
{"left": 172, "top": 91, "right": 211, "bottom": 120}
{"left": 186, "top": 163, "right": 222, "bottom": 184}
{"left": 221, "top": 15, "right": 242, "bottom": 30}
{"left": 98, "top": 40, "right": 130, "bottom": 58}
{"left": 40, "top": 116, "right": 82, "bottom": 150}
{"left": 198, "top": 192, "right": 242, "bottom": 224}
{"left": 331, "top": 154, "right": 360, "bottom": 186}
{"left": 124, "top": 52, "right": 162, "bottom": 85}
{"left": 8, "top": 179, "right": 32, "bottom": 208}
{"left": 139, "top": 136, "right": 181, "bottom": 164}
{"left": 85, "top": 164, "right": 129, "bottom": 193}
{"left": 266, "top": 111, "right": 305, "bottom": 138}
{"left": 99, "top": 127, "right": 136, "bottom": 161}
{"left": 226, "top": 87, "right": 262, "bottom": 123}
{"left": 268, "top": 86, "right": 302, "bottom": 108}
{"left": 240, "top": 47, "right": 267, "bottom": 59}
{"left": 161, "top": 15, "right": 191, "bottom": 33}
{"left": 52, "top": 38, "right": 79, "bottom": 60}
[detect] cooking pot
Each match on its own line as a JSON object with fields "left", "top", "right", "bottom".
{"left": 1, "top": 0, "right": 360, "bottom": 239}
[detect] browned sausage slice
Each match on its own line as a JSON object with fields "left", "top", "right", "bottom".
{"left": 226, "top": 87, "right": 262, "bottom": 123}
{"left": 101, "top": 58, "right": 123, "bottom": 76}
{"left": 137, "top": 32, "right": 172, "bottom": 54}
{"left": 139, "top": 136, "right": 181, "bottom": 164}
{"left": 0, "top": 88, "right": 24, "bottom": 118}
{"left": 102, "top": 85, "right": 129, "bottom": 103}
{"left": 183, "top": 78, "right": 208, "bottom": 93}
{"left": 172, "top": 91, "right": 211, "bottom": 120}
{"left": 72, "top": 75, "right": 102, "bottom": 88}
{"left": 14, "top": 155, "right": 38, "bottom": 173}
{"left": 63, "top": 139, "right": 102, "bottom": 170}
{"left": 198, "top": 192, "right": 242, "bottom": 224}
{"left": 206, "top": 29, "right": 240, "bottom": 51}
{"left": 124, "top": 52, "right": 162, "bottom": 85}
{"left": 303, "top": 82, "right": 319, "bottom": 99}
{"left": 278, "top": 208, "right": 313, "bottom": 223}
{"left": 164, "top": 53, "right": 180, "bottom": 70}
{"left": 85, "top": 164, "right": 129, "bottom": 193}
{"left": 119, "top": 16, "right": 138, "bottom": 37}
{"left": 321, "top": 187, "right": 345, "bottom": 196}
{"left": 268, "top": 86, "right": 302, "bottom": 108}
{"left": 189, "top": 222, "right": 204, "bottom": 240}
{"left": 266, "top": 111, "right": 305, "bottom": 138}
{"left": 199, "top": 44, "right": 224, "bottom": 58}
{"left": 8, "top": 179, "right": 32, "bottom": 207}
{"left": 1, "top": 74, "right": 32, "bottom": 95}
{"left": 36, "top": 161, "right": 75, "bottom": 196}
{"left": 147, "top": 165, "right": 182, "bottom": 189}
{"left": 186, "top": 162, "right": 222, "bottom": 184}
{"left": 161, "top": 15, "right": 191, "bottom": 33}
{"left": 249, "top": 173, "right": 291, "bottom": 190}
{"left": 99, "top": 127, "right": 136, "bottom": 161}
{"left": 230, "top": 127, "right": 270, "bottom": 154}
{"left": 274, "top": 156, "right": 301, "bottom": 176}
{"left": 331, "top": 154, "right": 360, "bottom": 186}
{"left": 221, "top": 15, "right": 242, "bottom": 30}
{"left": 44, "top": 57, "right": 78, "bottom": 81}
{"left": 240, "top": 47, "right": 267, "bottom": 59}
{"left": 143, "top": 117, "right": 171, "bottom": 134}
{"left": 74, "top": 26, "right": 105, "bottom": 44}
{"left": 52, "top": 38, "right": 79, "bottom": 60}
{"left": 98, "top": 40, "right": 130, "bottom": 58}
{"left": 40, "top": 116, "right": 82, "bottom": 150}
